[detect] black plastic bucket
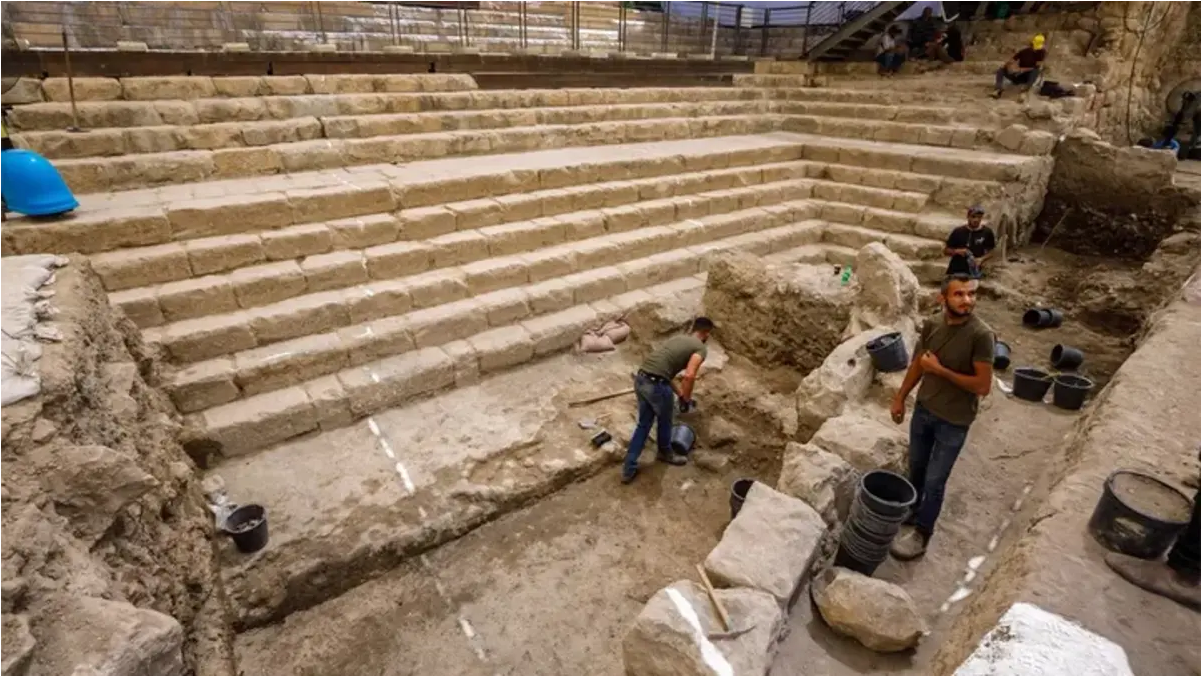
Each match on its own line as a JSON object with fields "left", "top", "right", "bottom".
{"left": 730, "top": 478, "right": 756, "bottom": 520}
{"left": 835, "top": 471, "right": 917, "bottom": 575}
{"left": 1022, "top": 308, "right": 1064, "bottom": 328}
{"left": 223, "top": 504, "right": 269, "bottom": 553}
{"left": 993, "top": 340, "right": 1011, "bottom": 371}
{"left": 1050, "top": 344, "right": 1084, "bottom": 370}
{"left": 669, "top": 424, "right": 695, "bottom": 455}
{"left": 1012, "top": 367, "right": 1052, "bottom": 402}
{"left": 866, "top": 332, "right": 908, "bottom": 373}
{"left": 1088, "top": 470, "right": 1192, "bottom": 559}
{"left": 1051, "top": 374, "right": 1093, "bottom": 410}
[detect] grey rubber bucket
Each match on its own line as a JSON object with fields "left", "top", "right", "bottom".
{"left": 1052, "top": 374, "right": 1093, "bottom": 410}
{"left": 866, "top": 332, "right": 908, "bottom": 373}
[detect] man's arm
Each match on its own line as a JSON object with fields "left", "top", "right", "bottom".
{"left": 922, "top": 357, "right": 993, "bottom": 396}
{"left": 676, "top": 353, "right": 705, "bottom": 401}
{"left": 891, "top": 328, "right": 926, "bottom": 423}
{"left": 945, "top": 230, "right": 969, "bottom": 257}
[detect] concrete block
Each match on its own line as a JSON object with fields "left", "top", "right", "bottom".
{"left": 170, "top": 358, "right": 240, "bottom": 413}
{"left": 704, "top": 481, "right": 826, "bottom": 606}
{"left": 302, "top": 250, "right": 369, "bottom": 291}
{"left": 162, "top": 313, "right": 256, "bottom": 363}
{"left": 122, "top": 76, "right": 217, "bottom": 100}
{"left": 235, "top": 332, "right": 348, "bottom": 396}
{"left": 158, "top": 277, "right": 239, "bottom": 322}
{"left": 92, "top": 243, "right": 191, "bottom": 291}
{"left": 247, "top": 291, "right": 351, "bottom": 344}
{"left": 229, "top": 261, "right": 307, "bottom": 308}
{"left": 202, "top": 386, "right": 316, "bottom": 456}
{"left": 110, "top": 287, "right": 163, "bottom": 328}
{"left": 406, "top": 299, "right": 488, "bottom": 348}
{"left": 468, "top": 326, "right": 535, "bottom": 373}
{"left": 462, "top": 256, "right": 529, "bottom": 295}
{"left": 304, "top": 374, "right": 356, "bottom": 431}
{"left": 185, "top": 234, "right": 265, "bottom": 276}
{"left": 365, "top": 241, "right": 433, "bottom": 280}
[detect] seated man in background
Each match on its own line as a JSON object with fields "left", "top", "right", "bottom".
{"left": 992, "top": 34, "right": 1046, "bottom": 98}
{"left": 907, "top": 7, "right": 938, "bottom": 57}
{"left": 945, "top": 205, "right": 996, "bottom": 278}
{"left": 876, "top": 26, "right": 907, "bottom": 76}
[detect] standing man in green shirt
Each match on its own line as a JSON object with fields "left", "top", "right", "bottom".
{"left": 621, "top": 317, "right": 713, "bottom": 484}
{"left": 889, "top": 274, "right": 995, "bottom": 559}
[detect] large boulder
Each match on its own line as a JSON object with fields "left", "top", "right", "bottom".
{"left": 812, "top": 567, "right": 927, "bottom": 653}
{"left": 777, "top": 442, "right": 857, "bottom": 525}
{"left": 794, "top": 328, "right": 899, "bottom": 440}
{"left": 2, "top": 614, "right": 35, "bottom": 675}
{"left": 29, "top": 595, "right": 184, "bottom": 675}
{"left": 34, "top": 444, "right": 158, "bottom": 543}
{"left": 702, "top": 253, "right": 852, "bottom": 371}
{"left": 846, "top": 243, "right": 922, "bottom": 336}
{"left": 704, "top": 482, "right": 827, "bottom": 607}
{"left": 623, "top": 580, "right": 783, "bottom": 676}
{"left": 810, "top": 411, "right": 909, "bottom": 474}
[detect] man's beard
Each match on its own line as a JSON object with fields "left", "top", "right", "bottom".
{"left": 945, "top": 302, "right": 974, "bottom": 318}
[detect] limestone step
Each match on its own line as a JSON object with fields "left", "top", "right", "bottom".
{"left": 146, "top": 201, "right": 820, "bottom": 374}
{"left": 781, "top": 114, "right": 992, "bottom": 152}
{"left": 95, "top": 171, "right": 934, "bottom": 298}
{"left": 50, "top": 114, "right": 781, "bottom": 193}
{"left": 764, "top": 243, "right": 946, "bottom": 284}
{"left": 7, "top": 86, "right": 766, "bottom": 132}
{"left": 810, "top": 200, "right": 963, "bottom": 243}
{"left": 182, "top": 220, "right": 823, "bottom": 455}
{"left": 4, "top": 135, "right": 809, "bottom": 256}
{"left": 16, "top": 100, "right": 775, "bottom": 160}
{"left": 774, "top": 101, "right": 979, "bottom": 126}
{"left": 820, "top": 222, "right": 946, "bottom": 260}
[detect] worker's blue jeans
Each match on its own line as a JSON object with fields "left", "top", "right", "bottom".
{"left": 908, "top": 402, "right": 969, "bottom": 536}
{"left": 996, "top": 66, "right": 1040, "bottom": 91}
{"left": 622, "top": 373, "right": 674, "bottom": 477}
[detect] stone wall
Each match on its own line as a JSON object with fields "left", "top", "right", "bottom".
{"left": 1034, "top": 128, "right": 1199, "bottom": 259}
{"left": 0, "top": 259, "right": 231, "bottom": 674}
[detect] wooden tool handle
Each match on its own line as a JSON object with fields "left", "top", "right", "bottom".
{"left": 695, "top": 563, "right": 732, "bottom": 632}
{"left": 567, "top": 387, "right": 635, "bottom": 407}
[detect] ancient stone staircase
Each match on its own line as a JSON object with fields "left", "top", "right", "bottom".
{"left": 0, "top": 71, "right": 1054, "bottom": 630}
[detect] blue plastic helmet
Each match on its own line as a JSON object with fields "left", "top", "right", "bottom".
{"left": 1, "top": 149, "right": 80, "bottom": 217}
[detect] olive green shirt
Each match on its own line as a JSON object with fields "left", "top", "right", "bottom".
{"left": 914, "top": 312, "right": 995, "bottom": 427}
{"left": 640, "top": 334, "right": 708, "bottom": 381}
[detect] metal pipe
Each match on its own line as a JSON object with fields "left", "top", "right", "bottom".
{"left": 710, "top": 2, "right": 720, "bottom": 57}
{"left": 61, "top": 26, "right": 80, "bottom": 131}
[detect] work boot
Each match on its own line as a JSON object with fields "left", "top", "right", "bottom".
{"left": 656, "top": 450, "right": 688, "bottom": 466}
{"left": 1104, "top": 553, "right": 1201, "bottom": 609}
{"left": 621, "top": 468, "right": 639, "bottom": 485}
{"left": 890, "top": 527, "right": 928, "bottom": 561}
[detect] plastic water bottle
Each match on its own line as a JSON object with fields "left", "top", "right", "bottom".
{"left": 840, "top": 266, "right": 853, "bottom": 285}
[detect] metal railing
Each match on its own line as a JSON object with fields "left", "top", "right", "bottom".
{"left": 1, "top": 0, "right": 892, "bottom": 59}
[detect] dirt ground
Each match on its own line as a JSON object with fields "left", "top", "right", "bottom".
{"left": 230, "top": 245, "right": 1186, "bottom": 676}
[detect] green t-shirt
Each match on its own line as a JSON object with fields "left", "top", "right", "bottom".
{"left": 640, "top": 334, "right": 708, "bottom": 381}
{"left": 914, "top": 312, "right": 995, "bottom": 427}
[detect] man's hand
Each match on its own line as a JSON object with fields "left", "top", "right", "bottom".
{"left": 677, "top": 396, "right": 695, "bottom": 414}
{"left": 919, "top": 350, "right": 943, "bottom": 375}
{"left": 890, "top": 396, "right": 906, "bottom": 424}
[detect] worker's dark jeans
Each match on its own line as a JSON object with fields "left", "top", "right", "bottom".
{"left": 908, "top": 403, "right": 970, "bottom": 536}
{"left": 876, "top": 51, "right": 905, "bottom": 73}
{"left": 622, "top": 373, "right": 674, "bottom": 477}
{"left": 995, "top": 66, "right": 1040, "bottom": 91}
{"left": 1167, "top": 491, "right": 1200, "bottom": 577}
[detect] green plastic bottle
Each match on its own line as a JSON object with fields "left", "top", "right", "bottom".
{"left": 840, "top": 266, "right": 853, "bottom": 285}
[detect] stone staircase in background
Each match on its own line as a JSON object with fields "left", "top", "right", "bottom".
{"left": 0, "top": 72, "right": 1057, "bottom": 627}
{"left": 1, "top": 73, "right": 1056, "bottom": 462}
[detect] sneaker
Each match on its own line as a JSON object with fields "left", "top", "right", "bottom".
{"left": 890, "top": 527, "right": 928, "bottom": 561}
{"left": 1105, "top": 553, "right": 1201, "bottom": 609}
{"left": 990, "top": 90, "right": 1002, "bottom": 99}
{"left": 621, "top": 468, "right": 639, "bottom": 484}
{"left": 656, "top": 451, "right": 688, "bottom": 466}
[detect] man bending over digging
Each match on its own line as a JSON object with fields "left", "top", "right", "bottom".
{"left": 621, "top": 317, "right": 713, "bottom": 484}
{"left": 890, "top": 274, "right": 994, "bottom": 559}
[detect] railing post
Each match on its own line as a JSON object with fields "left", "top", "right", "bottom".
{"left": 760, "top": 7, "right": 771, "bottom": 56}
{"left": 802, "top": 3, "right": 813, "bottom": 55}
{"left": 519, "top": 1, "right": 527, "bottom": 49}
{"left": 660, "top": 2, "right": 670, "bottom": 53}
{"left": 733, "top": 5, "right": 743, "bottom": 55}
{"left": 710, "top": 1, "right": 721, "bottom": 57}
{"left": 618, "top": 2, "right": 626, "bottom": 52}
{"left": 699, "top": 2, "right": 709, "bottom": 52}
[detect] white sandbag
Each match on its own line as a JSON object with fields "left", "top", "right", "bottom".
{"left": 0, "top": 255, "right": 66, "bottom": 406}
{"left": 600, "top": 320, "right": 632, "bottom": 344}
{"left": 579, "top": 332, "right": 616, "bottom": 353}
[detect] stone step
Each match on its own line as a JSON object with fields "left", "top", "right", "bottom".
{"left": 782, "top": 114, "right": 994, "bottom": 152}
{"left": 774, "top": 101, "right": 979, "bottom": 126}
{"left": 810, "top": 200, "right": 963, "bottom": 242}
{"left": 7, "top": 86, "right": 765, "bottom": 132}
{"left": 15, "top": 100, "right": 776, "bottom": 160}
{"left": 820, "top": 222, "right": 946, "bottom": 260}
{"left": 50, "top": 114, "right": 781, "bottom": 193}
{"left": 183, "top": 220, "right": 823, "bottom": 455}
{"left": 96, "top": 173, "right": 931, "bottom": 298}
{"left": 3, "top": 135, "right": 809, "bottom": 255}
{"left": 146, "top": 201, "right": 820, "bottom": 374}
{"left": 764, "top": 243, "right": 945, "bottom": 284}
{"left": 774, "top": 131, "right": 1048, "bottom": 184}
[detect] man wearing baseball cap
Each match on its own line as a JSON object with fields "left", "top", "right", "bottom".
{"left": 944, "top": 205, "right": 996, "bottom": 278}
{"left": 991, "top": 34, "right": 1046, "bottom": 99}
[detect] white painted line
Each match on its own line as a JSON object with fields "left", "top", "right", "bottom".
{"left": 967, "top": 555, "right": 985, "bottom": 571}
{"left": 367, "top": 417, "right": 382, "bottom": 437}
{"left": 370, "top": 371, "right": 381, "bottom": 384}
{"left": 987, "top": 534, "right": 1000, "bottom": 552}
{"left": 395, "top": 461, "right": 415, "bottom": 494}
{"left": 418, "top": 506, "right": 428, "bottom": 519}
{"left": 946, "top": 586, "right": 972, "bottom": 605}
{"left": 665, "top": 586, "right": 733, "bottom": 677}
{"left": 379, "top": 438, "right": 396, "bottom": 459}
{"left": 458, "top": 617, "right": 476, "bottom": 639}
